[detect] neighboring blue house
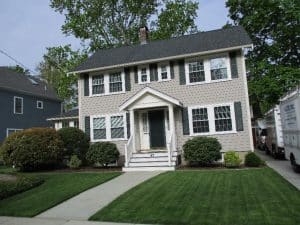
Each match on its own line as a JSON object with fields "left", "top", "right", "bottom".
{"left": 0, "top": 67, "right": 62, "bottom": 142}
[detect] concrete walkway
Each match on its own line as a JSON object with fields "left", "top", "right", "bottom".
{"left": 0, "top": 216, "right": 149, "bottom": 225}
{"left": 37, "top": 172, "right": 161, "bottom": 221}
{"left": 255, "top": 150, "right": 300, "bottom": 190}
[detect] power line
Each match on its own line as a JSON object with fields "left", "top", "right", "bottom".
{"left": 0, "top": 48, "right": 35, "bottom": 74}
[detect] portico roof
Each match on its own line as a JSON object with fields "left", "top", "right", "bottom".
{"left": 119, "top": 87, "right": 182, "bottom": 111}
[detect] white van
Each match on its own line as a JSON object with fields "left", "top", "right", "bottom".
{"left": 280, "top": 88, "right": 300, "bottom": 172}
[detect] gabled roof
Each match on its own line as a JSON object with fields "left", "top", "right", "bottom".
{"left": 0, "top": 67, "right": 60, "bottom": 101}
{"left": 120, "top": 87, "right": 182, "bottom": 111}
{"left": 73, "top": 26, "right": 252, "bottom": 73}
{"left": 47, "top": 108, "right": 78, "bottom": 121}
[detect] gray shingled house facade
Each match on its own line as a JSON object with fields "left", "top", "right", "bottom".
{"left": 71, "top": 26, "right": 254, "bottom": 171}
{"left": 0, "top": 67, "right": 61, "bottom": 142}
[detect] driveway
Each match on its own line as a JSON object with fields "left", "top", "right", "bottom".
{"left": 255, "top": 150, "right": 300, "bottom": 190}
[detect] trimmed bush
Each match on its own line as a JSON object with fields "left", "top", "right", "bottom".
{"left": 0, "top": 175, "right": 44, "bottom": 200}
{"left": 224, "top": 151, "right": 242, "bottom": 168}
{"left": 245, "top": 152, "right": 263, "bottom": 167}
{"left": 57, "top": 127, "right": 89, "bottom": 161}
{"left": 183, "top": 137, "right": 222, "bottom": 165}
{"left": 68, "top": 155, "right": 82, "bottom": 169}
{"left": 0, "top": 128, "right": 64, "bottom": 171}
{"left": 86, "top": 142, "right": 120, "bottom": 167}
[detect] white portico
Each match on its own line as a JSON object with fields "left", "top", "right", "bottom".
{"left": 119, "top": 87, "right": 182, "bottom": 171}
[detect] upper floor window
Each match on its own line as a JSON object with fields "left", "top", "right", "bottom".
{"left": 109, "top": 72, "right": 123, "bottom": 93}
{"left": 14, "top": 96, "right": 23, "bottom": 114}
{"left": 188, "top": 61, "right": 205, "bottom": 83}
{"left": 158, "top": 63, "right": 170, "bottom": 81}
{"left": 138, "top": 66, "right": 150, "bottom": 84}
{"left": 210, "top": 58, "right": 228, "bottom": 80}
{"left": 92, "top": 75, "right": 104, "bottom": 95}
{"left": 37, "top": 100, "right": 43, "bottom": 109}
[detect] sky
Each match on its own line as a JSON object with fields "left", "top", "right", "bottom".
{"left": 0, "top": 0, "right": 230, "bottom": 74}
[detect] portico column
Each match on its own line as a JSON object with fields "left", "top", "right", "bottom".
{"left": 168, "top": 104, "right": 176, "bottom": 151}
{"left": 129, "top": 109, "right": 136, "bottom": 153}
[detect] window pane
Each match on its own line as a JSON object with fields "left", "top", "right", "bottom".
{"left": 160, "top": 65, "right": 168, "bottom": 80}
{"left": 93, "top": 117, "right": 106, "bottom": 139}
{"left": 140, "top": 68, "right": 148, "bottom": 82}
{"left": 109, "top": 73, "right": 123, "bottom": 93}
{"left": 62, "top": 121, "right": 69, "bottom": 128}
{"left": 189, "top": 61, "right": 205, "bottom": 83}
{"left": 210, "top": 58, "right": 227, "bottom": 80}
{"left": 92, "top": 75, "right": 104, "bottom": 94}
{"left": 15, "top": 98, "right": 22, "bottom": 114}
{"left": 192, "top": 108, "right": 209, "bottom": 133}
{"left": 214, "top": 106, "right": 232, "bottom": 131}
{"left": 111, "top": 116, "right": 124, "bottom": 139}
{"left": 94, "top": 129, "right": 106, "bottom": 139}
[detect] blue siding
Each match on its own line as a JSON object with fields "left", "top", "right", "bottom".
{"left": 0, "top": 90, "right": 61, "bottom": 142}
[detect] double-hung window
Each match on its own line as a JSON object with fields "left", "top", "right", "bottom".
{"left": 210, "top": 58, "right": 228, "bottom": 80}
{"left": 214, "top": 106, "right": 232, "bottom": 131}
{"left": 192, "top": 108, "right": 209, "bottom": 133}
{"left": 188, "top": 61, "right": 205, "bottom": 83}
{"left": 92, "top": 75, "right": 105, "bottom": 95}
{"left": 109, "top": 72, "right": 123, "bottom": 93}
{"left": 37, "top": 100, "right": 43, "bottom": 109}
{"left": 158, "top": 64, "right": 170, "bottom": 81}
{"left": 14, "top": 97, "right": 23, "bottom": 114}
{"left": 111, "top": 115, "right": 125, "bottom": 139}
{"left": 139, "top": 66, "right": 149, "bottom": 84}
{"left": 93, "top": 117, "right": 106, "bottom": 140}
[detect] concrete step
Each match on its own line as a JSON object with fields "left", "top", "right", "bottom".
{"left": 128, "top": 161, "right": 176, "bottom": 167}
{"left": 130, "top": 156, "right": 177, "bottom": 162}
{"left": 132, "top": 151, "right": 179, "bottom": 158}
{"left": 123, "top": 166, "right": 175, "bottom": 172}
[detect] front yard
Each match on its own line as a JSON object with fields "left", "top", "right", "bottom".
{"left": 91, "top": 168, "right": 300, "bottom": 225}
{"left": 0, "top": 169, "right": 121, "bottom": 217}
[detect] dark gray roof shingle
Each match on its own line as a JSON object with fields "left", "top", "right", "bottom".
{"left": 74, "top": 26, "right": 252, "bottom": 72}
{"left": 0, "top": 67, "right": 60, "bottom": 101}
{"left": 48, "top": 108, "right": 78, "bottom": 120}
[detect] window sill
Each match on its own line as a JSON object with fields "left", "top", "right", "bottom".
{"left": 89, "top": 91, "right": 126, "bottom": 97}
{"left": 157, "top": 78, "right": 172, "bottom": 83}
{"left": 91, "top": 138, "right": 127, "bottom": 142}
{"left": 189, "top": 130, "right": 237, "bottom": 136}
{"left": 186, "top": 78, "right": 232, "bottom": 86}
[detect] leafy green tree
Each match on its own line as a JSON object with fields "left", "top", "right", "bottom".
{"left": 226, "top": 0, "right": 300, "bottom": 112}
{"left": 37, "top": 45, "right": 87, "bottom": 110}
{"left": 50, "top": 0, "right": 199, "bottom": 51}
{"left": 8, "top": 65, "right": 30, "bottom": 75}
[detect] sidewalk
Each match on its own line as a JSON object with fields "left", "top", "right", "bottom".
{"left": 36, "top": 172, "right": 161, "bottom": 221}
{"left": 255, "top": 150, "right": 300, "bottom": 190}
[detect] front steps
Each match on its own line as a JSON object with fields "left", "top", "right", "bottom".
{"left": 122, "top": 151, "right": 178, "bottom": 172}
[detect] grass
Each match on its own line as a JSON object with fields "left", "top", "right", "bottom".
{"left": 91, "top": 168, "right": 300, "bottom": 225}
{"left": 0, "top": 171, "right": 121, "bottom": 217}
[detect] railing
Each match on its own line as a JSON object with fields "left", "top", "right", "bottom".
{"left": 124, "top": 134, "right": 134, "bottom": 167}
{"left": 167, "top": 132, "right": 174, "bottom": 166}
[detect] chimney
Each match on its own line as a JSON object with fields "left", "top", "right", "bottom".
{"left": 139, "top": 26, "right": 149, "bottom": 45}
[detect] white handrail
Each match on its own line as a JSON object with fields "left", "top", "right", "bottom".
{"left": 167, "top": 133, "right": 174, "bottom": 166}
{"left": 124, "top": 134, "right": 134, "bottom": 167}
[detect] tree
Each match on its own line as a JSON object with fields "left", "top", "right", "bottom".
{"left": 50, "top": 0, "right": 199, "bottom": 51}
{"left": 37, "top": 45, "right": 87, "bottom": 110}
{"left": 226, "top": 0, "right": 300, "bottom": 112}
{"left": 8, "top": 65, "right": 30, "bottom": 75}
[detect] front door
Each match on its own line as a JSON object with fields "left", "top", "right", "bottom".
{"left": 149, "top": 110, "right": 166, "bottom": 148}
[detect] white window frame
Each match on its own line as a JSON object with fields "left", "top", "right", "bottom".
{"left": 138, "top": 65, "right": 150, "bottom": 84}
{"left": 14, "top": 96, "right": 23, "bottom": 114}
{"left": 37, "top": 100, "right": 43, "bottom": 109}
{"left": 6, "top": 128, "right": 22, "bottom": 137}
{"left": 157, "top": 62, "right": 171, "bottom": 82}
{"left": 185, "top": 53, "right": 232, "bottom": 85}
{"left": 188, "top": 102, "right": 236, "bottom": 136}
{"left": 89, "top": 70, "right": 125, "bottom": 97}
{"left": 90, "top": 112, "right": 127, "bottom": 142}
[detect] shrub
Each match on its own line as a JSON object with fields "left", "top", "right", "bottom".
{"left": 68, "top": 155, "right": 82, "bottom": 169}
{"left": 0, "top": 175, "right": 44, "bottom": 200}
{"left": 86, "top": 142, "right": 120, "bottom": 167}
{"left": 57, "top": 127, "right": 89, "bottom": 161}
{"left": 245, "top": 152, "right": 263, "bottom": 167}
{"left": 224, "top": 151, "right": 242, "bottom": 168}
{"left": 183, "top": 137, "right": 222, "bottom": 165}
{"left": 0, "top": 128, "right": 64, "bottom": 171}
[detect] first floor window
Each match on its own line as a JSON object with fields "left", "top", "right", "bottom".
{"left": 109, "top": 72, "right": 123, "bottom": 93}
{"left": 210, "top": 57, "right": 228, "bottom": 80}
{"left": 14, "top": 97, "right": 23, "bottom": 114}
{"left": 93, "top": 117, "right": 106, "bottom": 140}
{"left": 7, "top": 128, "right": 22, "bottom": 137}
{"left": 74, "top": 120, "right": 79, "bottom": 128}
{"left": 111, "top": 115, "right": 124, "bottom": 139}
{"left": 92, "top": 75, "right": 105, "bottom": 94}
{"left": 62, "top": 121, "right": 69, "bottom": 128}
{"left": 214, "top": 106, "right": 232, "bottom": 131}
{"left": 188, "top": 61, "right": 205, "bottom": 83}
{"left": 192, "top": 108, "right": 209, "bottom": 133}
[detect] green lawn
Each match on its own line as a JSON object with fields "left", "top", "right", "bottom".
{"left": 91, "top": 168, "right": 300, "bottom": 225}
{"left": 0, "top": 171, "right": 121, "bottom": 217}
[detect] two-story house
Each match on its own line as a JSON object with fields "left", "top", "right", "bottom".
{"left": 70, "top": 26, "right": 254, "bottom": 171}
{"left": 0, "top": 67, "right": 61, "bottom": 142}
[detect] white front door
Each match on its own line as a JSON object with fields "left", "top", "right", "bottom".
{"left": 139, "top": 112, "right": 150, "bottom": 150}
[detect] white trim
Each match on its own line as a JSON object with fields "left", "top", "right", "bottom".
{"left": 69, "top": 45, "right": 252, "bottom": 74}
{"left": 119, "top": 87, "right": 182, "bottom": 111}
{"left": 138, "top": 65, "right": 150, "bottom": 84}
{"left": 6, "top": 128, "right": 22, "bottom": 137}
{"left": 188, "top": 102, "right": 237, "bottom": 136}
{"left": 90, "top": 112, "right": 127, "bottom": 142}
{"left": 37, "top": 100, "right": 43, "bottom": 109}
{"left": 47, "top": 116, "right": 78, "bottom": 121}
{"left": 13, "top": 96, "right": 23, "bottom": 114}
{"left": 89, "top": 70, "right": 125, "bottom": 97}
{"left": 157, "top": 62, "right": 171, "bottom": 82}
